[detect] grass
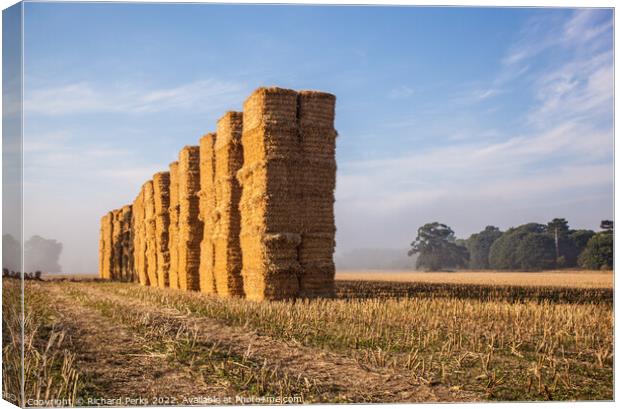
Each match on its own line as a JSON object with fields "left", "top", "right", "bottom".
{"left": 3, "top": 272, "right": 614, "bottom": 404}
{"left": 2, "top": 279, "right": 81, "bottom": 407}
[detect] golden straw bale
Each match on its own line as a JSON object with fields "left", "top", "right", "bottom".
{"left": 153, "top": 172, "right": 170, "bottom": 288}
{"left": 178, "top": 146, "right": 202, "bottom": 291}
{"left": 168, "top": 161, "right": 180, "bottom": 289}
{"left": 132, "top": 187, "right": 149, "bottom": 286}
{"left": 99, "top": 212, "right": 114, "bottom": 280}
{"left": 238, "top": 87, "right": 302, "bottom": 301}
{"left": 198, "top": 133, "right": 217, "bottom": 294}
{"left": 119, "top": 205, "right": 133, "bottom": 282}
{"left": 213, "top": 112, "right": 244, "bottom": 297}
{"left": 297, "top": 90, "right": 337, "bottom": 297}
{"left": 143, "top": 180, "right": 158, "bottom": 286}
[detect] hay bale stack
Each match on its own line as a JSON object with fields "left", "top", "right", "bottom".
{"left": 132, "top": 187, "right": 149, "bottom": 286}
{"left": 153, "top": 172, "right": 170, "bottom": 288}
{"left": 144, "top": 180, "right": 158, "bottom": 286}
{"left": 198, "top": 134, "right": 217, "bottom": 294}
{"left": 177, "top": 146, "right": 202, "bottom": 291}
{"left": 99, "top": 212, "right": 113, "bottom": 279}
{"left": 213, "top": 112, "right": 244, "bottom": 297}
{"left": 168, "top": 161, "right": 180, "bottom": 289}
{"left": 120, "top": 204, "right": 134, "bottom": 282}
{"left": 237, "top": 87, "right": 302, "bottom": 301}
{"left": 298, "top": 91, "right": 337, "bottom": 297}
{"left": 111, "top": 208, "right": 123, "bottom": 281}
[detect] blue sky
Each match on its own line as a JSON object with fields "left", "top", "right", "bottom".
{"left": 20, "top": 3, "right": 613, "bottom": 273}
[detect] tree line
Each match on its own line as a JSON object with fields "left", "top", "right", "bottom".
{"left": 408, "top": 219, "right": 613, "bottom": 271}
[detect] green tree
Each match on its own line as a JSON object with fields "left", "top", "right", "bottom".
{"left": 547, "top": 218, "right": 570, "bottom": 263}
{"left": 579, "top": 220, "right": 613, "bottom": 270}
{"left": 465, "top": 226, "right": 503, "bottom": 269}
{"left": 488, "top": 223, "right": 547, "bottom": 270}
{"left": 515, "top": 233, "right": 556, "bottom": 271}
{"left": 408, "top": 222, "right": 469, "bottom": 271}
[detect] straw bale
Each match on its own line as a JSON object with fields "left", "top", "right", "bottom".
{"left": 119, "top": 205, "right": 133, "bottom": 282}
{"left": 144, "top": 180, "right": 158, "bottom": 286}
{"left": 132, "top": 187, "right": 149, "bottom": 286}
{"left": 153, "top": 172, "right": 170, "bottom": 288}
{"left": 213, "top": 112, "right": 244, "bottom": 297}
{"left": 99, "top": 212, "right": 113, "bottom": 279}
{"left": 198, "top": 133, "right": 217, "bottom": 294}
{"left": 111, "top": 208, "right": 123, "bottom": 281}
{"left": 178, "top": 146, "right": 202, "bottom": 291}
{"left": 297, "top": 90, "right": 337, "bottom": 298}
{"left": 238, "top": 87, "right": 302, "bottom": 301}
{"left": 168, "top": 161, "right": 180, "bottom": 289}
{"left": 242, "top": 87, "right": 298, "bottom": 132}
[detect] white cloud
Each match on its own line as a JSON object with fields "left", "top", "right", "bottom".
{"left": 24, "top": 79, "right": 248, "bottom": 116}
{"left": 388, "top": 85, "right": 415, "bottom": 99}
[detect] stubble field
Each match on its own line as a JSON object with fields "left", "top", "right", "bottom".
{"left": 2, "top": 270, "right": 613, "bottom": 406}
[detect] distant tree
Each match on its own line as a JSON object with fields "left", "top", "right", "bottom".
{"left": 488, "top": 223, "right": 547, "bottom": 270}
{"left": 24, "top": 235, "right": 62, "bottom": 273}
{"left": 600, "top": 220, "right": 614, "bottom": 232}
{"left": 465, "top": 226, "right": 503, "bottom": 269}
{"left": 515, "top": 233, "right": 556, "bottom": 271}
{"left": 579, "top": 222, "right": 613, "bottom": 270}
{"left": 408, "top": 222, "right": 469, "bottom": 271}
{"left": 547, "top": 218, "right": 570, "bottom": 263}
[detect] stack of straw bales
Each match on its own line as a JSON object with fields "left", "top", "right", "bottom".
{"left": 298, "top": 91, "right": 337, "bottom": 297}
{"left": 168, "top": 161, "right": 180, "bottom": 289}
{"left": 237, "top": 88, "right": 302, "bottom": 300}
{"left": 132, "top": 187, "right": 149, "bottom": 286}
{"left": 144, "top": 181, "right": 158, "bottom": 286}
{"left": 153, "top": 172, "right": 171, "bottom": 288}
{"left": 177, "top": 146, "right": 202, "bottom": 291}
{"left": 120, "top": 205, "right": 134, "bottom": 282}
{"left": 198, "top": 134, "right": 217, "bottom": 294}
{"left": 98, "top": 86, "right": 337, "bottom": 301}
{"left": 99, "top": 212, "right": 113, "bottom": 279}
{"left": 213, "top": 112, "right": 244, "bottom": 297}
{"left": 111, "top": 209, "right": 123, "bottom": 280}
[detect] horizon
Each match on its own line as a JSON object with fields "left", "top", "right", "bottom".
{"left": 12, "top": 4, "right": 613, "bottom": 273}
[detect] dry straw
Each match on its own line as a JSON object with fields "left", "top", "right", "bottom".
{"left": 177, "top": 146, "right": 202, "bottom": 291}
{"left": 153, "top": 172, "right": 171, "bottom": 288}
{"left": 144, "top": 180, "right": 158, "bottom": 286}
{"left": 238, "top": 87, "right": 302, "bottom": 301}
{"left": 168, "top": 161, "right": 180, "bottom": 289}
{"left": 213, "top": 112, "right": 244, "bottom": 297}
{"left": 198, "top": 134, "right": 217, "bottom": 294}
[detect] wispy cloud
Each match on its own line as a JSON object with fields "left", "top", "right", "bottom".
{"left": 336, "top": 9, "right": 613, "bottom": 249}
{"left": 388, "top": 85, "right": 415, "bottom": 99}
{"left": 25, "top": 79, "right": 248, "bottom": 116}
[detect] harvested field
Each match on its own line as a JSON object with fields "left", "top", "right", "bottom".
{"left": 6, "top": 271, "right": 613, "bottom": 405}
{"left": 336, "top": 270, "right": 613, "bottom": 289}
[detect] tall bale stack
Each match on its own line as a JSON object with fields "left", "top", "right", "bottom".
{"left": 111, "top": 208, "right": 123, "bottom": 281}
{"left": 99, "top": 212, "right": 113, "bottom": 279}
{"left": 132, "top": 187, "right": 149, "bottom": 286}
{"left": 168, "top": 162, "right": 180, "bottom": 289}
{"left": 237, "top": 88, "right": 302, "bottom": 301}
{"left": 177, "top": 146, "right": 202, "bottom": 291}
{"left": 153, "top": 172, "right": 171, "bottom": 288}
{"left": 297, "top": 91, "right": 337, "bottom": 297}
{"left": 213, "top": 112, "right": 244, "bottom": 297}
{"left": 120, "top": 204, "right": 134, "bottom": 282}
{"left": 144, "top": 180, "right": 158, "bottom": 286}
{"left": 198, "top": 134, "right": 217, "bottom": 294}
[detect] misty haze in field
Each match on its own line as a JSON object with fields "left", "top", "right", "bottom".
{"left": 2, "top": 234, "right": 63, "bottom": 273}
{"left": 335, "top": 248, "right": 417, "bottom": 271}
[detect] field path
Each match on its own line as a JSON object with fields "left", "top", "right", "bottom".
{"left": 42, "top": 282, "right": 474, "bottom": 404}
{"left": 43, "top": 284, "right": 234, "bottom": 404}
